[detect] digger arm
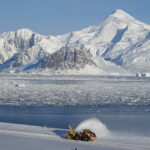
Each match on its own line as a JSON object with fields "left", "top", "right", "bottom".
{"left": 68, "top": 125, "right": 74, "bottom": 134}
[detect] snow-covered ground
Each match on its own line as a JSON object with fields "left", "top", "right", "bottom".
{"left": 0, "top": 118, "right": 150, "bottom": 150}
{"left": 0, "top": 74, "right": 150, "bottom": 105}
{"left": 0, "top": 74, "right": 150, "bottom": 149}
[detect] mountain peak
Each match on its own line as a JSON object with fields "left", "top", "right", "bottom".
{"left": 15, "top": 28, "right": 36, "bottom": 39}
{"left": 113, "top": 9, "right": 128, "bottom": 14}
{"left": 16, "top": 28, "right": 34, "bottom": 34}
{"left": 110, "top": 9, "right": 132, "bottom": 19}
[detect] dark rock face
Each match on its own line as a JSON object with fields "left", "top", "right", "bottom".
{"left": 39, "top": 46, "right": 96, "bottom": 70}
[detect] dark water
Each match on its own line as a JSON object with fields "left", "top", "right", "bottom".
{"left": 0, "top": 105, "right": 150, "bottom": 136}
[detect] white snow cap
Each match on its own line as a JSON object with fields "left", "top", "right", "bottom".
{"left": 16, "top": 28, "right": 35, "bottom": 39}
{"left": 16, "top": 28, "right": 34, "bottom": 33}
{"left": 110, "top": 9, "right": 132, "bottom": 18}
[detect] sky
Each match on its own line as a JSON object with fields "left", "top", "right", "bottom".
{"left": 0, "top": 0, "right": 150, "bottom": 35}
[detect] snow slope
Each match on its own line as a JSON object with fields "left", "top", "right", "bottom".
{"left": 0, "top": 9, "right": 150, "bottom": 74}
{"left": 0, "top": 120, "right": 150, "bottom": 150}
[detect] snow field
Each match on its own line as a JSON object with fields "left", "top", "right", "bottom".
{"left": 0, "top": 118, "right": 150, "bottom": 150}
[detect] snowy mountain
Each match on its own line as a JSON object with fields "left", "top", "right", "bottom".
{"left": 23, "top": 46, "right": 103, "bottom": 74}
{"left": 25, "top": 45, "right": 123, "bottom": 75}
{"left": 57, "top": 9, "right": 150, "bottom": 73}
{"left": 36, "top": 46, "right": 97, "bottom": 70}
{"left": 0, "top": 28, "right": 62, "bottom": 64}
{"left": 0, "top": 9, "right": 150, "bottom": 74}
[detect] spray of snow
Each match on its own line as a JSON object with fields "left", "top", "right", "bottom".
{"left": 75, "top": 118, "right": 111, "bottom": 138}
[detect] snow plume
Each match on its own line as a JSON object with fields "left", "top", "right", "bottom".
{"left": 75, "top": 118, "right": 111, "bottom": 138}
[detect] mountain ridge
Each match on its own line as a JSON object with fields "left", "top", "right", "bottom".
{"left": 0, "top": 9, "right": 150, "bottom": 74}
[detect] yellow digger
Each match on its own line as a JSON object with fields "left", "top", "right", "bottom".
{"left": 66, "top": 125, "right": 96, "bottom": 141}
